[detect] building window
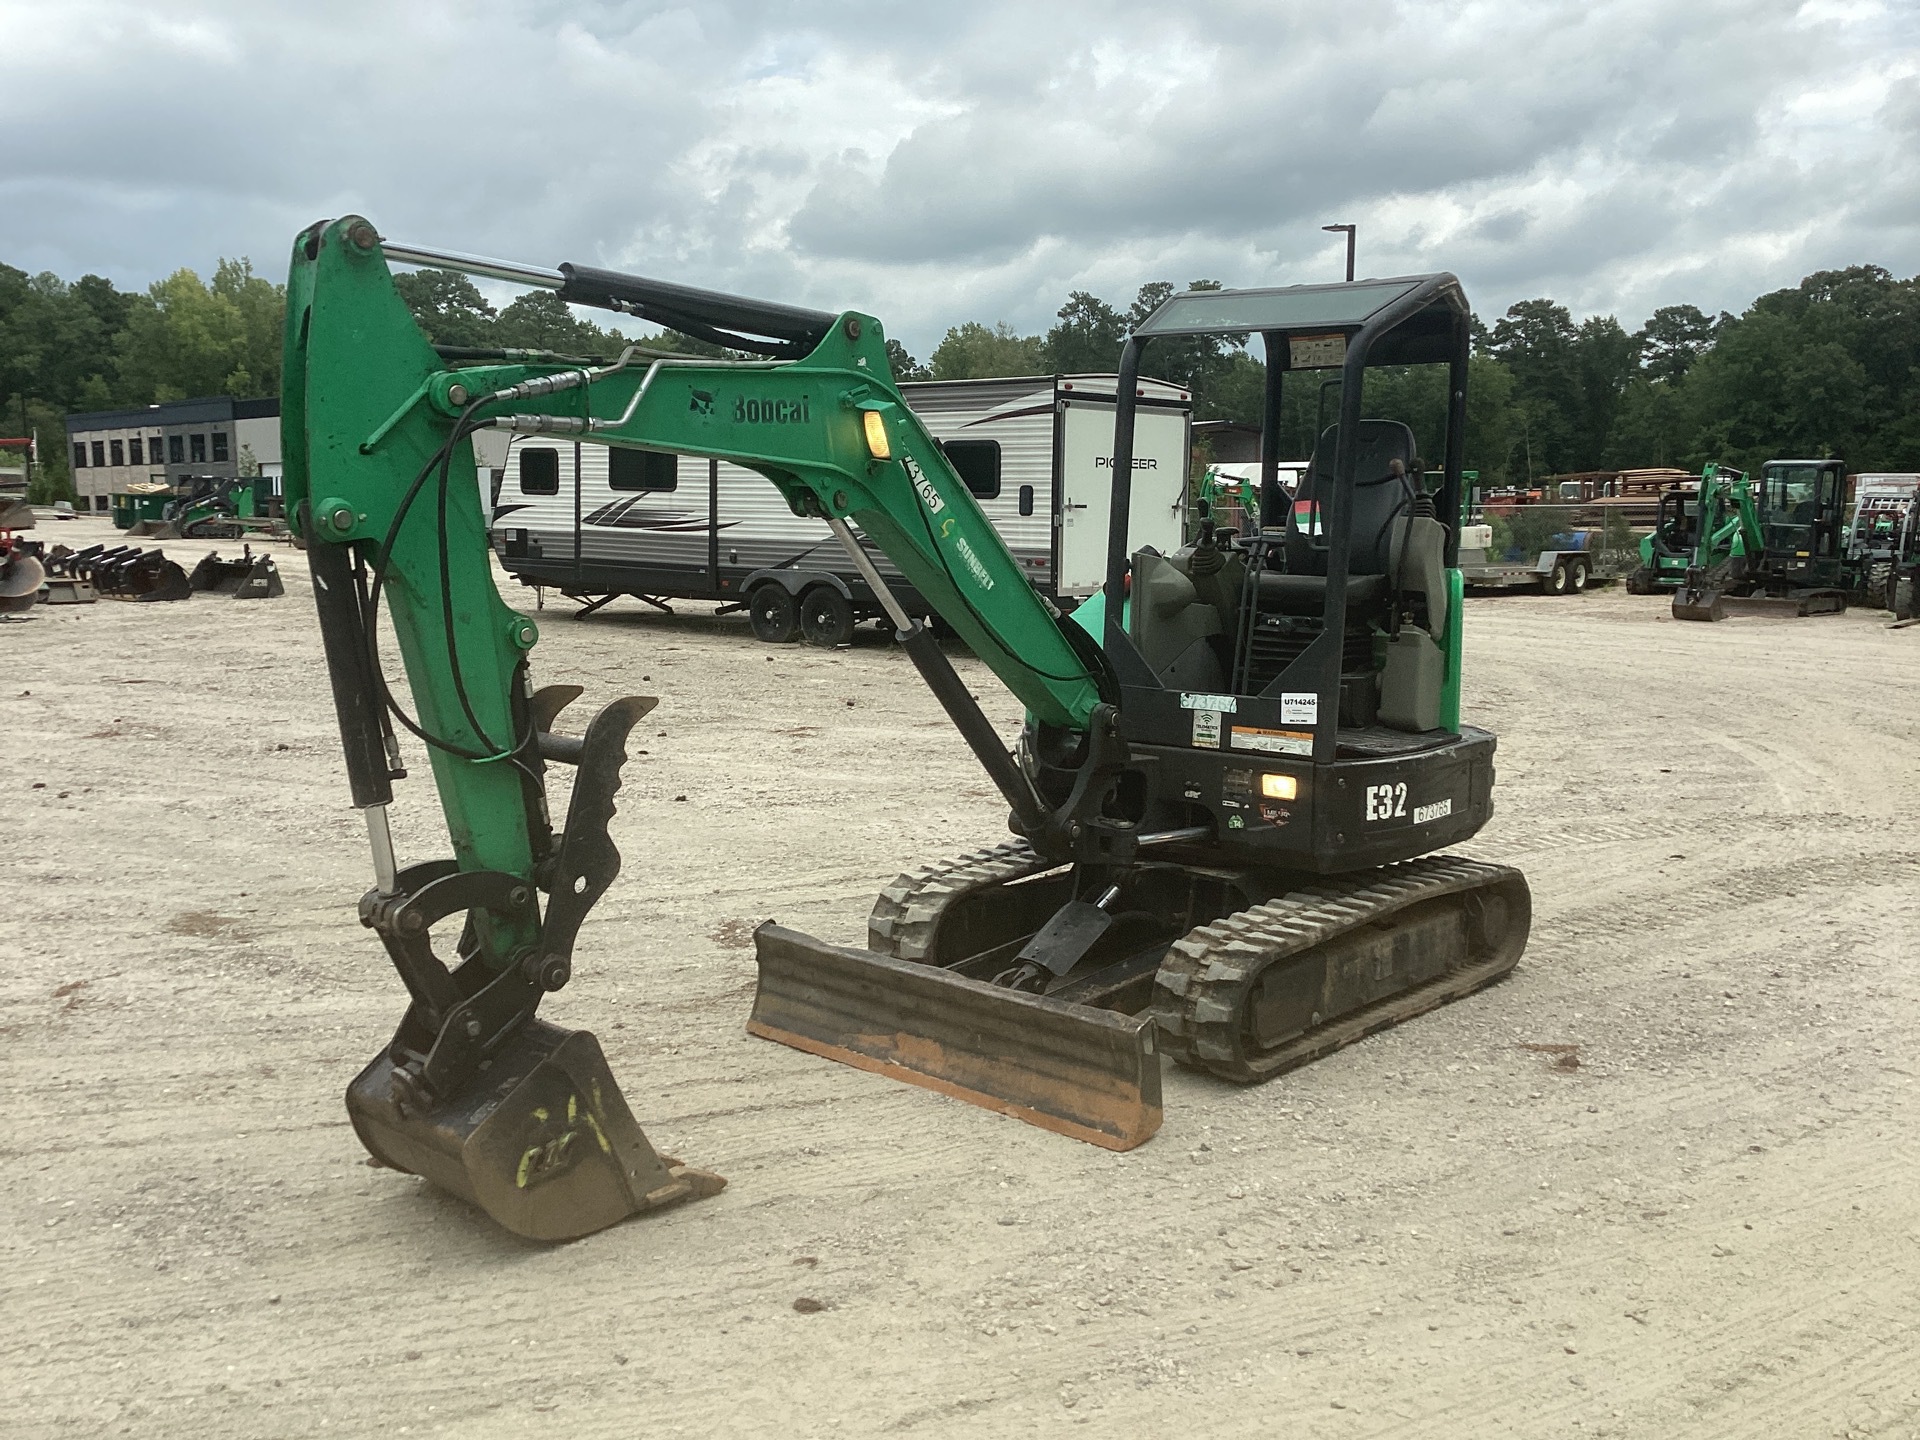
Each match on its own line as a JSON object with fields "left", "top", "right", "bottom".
{"left": 73, "top": 443, "right": 87, "bottom": 468}
{"left": 189, "top": 434, "right": 207, "bottom": 464}
{"left": 151, "top": 435, "right": 163, "bottom": 463}
{"left": 168, "top": 435, "right": 184, "bottom": 464}
{"left": 96, "top": 496, "right": 110, "bottom": 512}
{"left": 608, "top": 448, "right": 677, "bottom": 493}
{"left": 519, "top": 447, "right": 561, "bottom": 495}
{"left": 129, "top": 438, "right": 144, "bottom": 466}
{"left": 110, "top": 439, "right": 125, "bottom": 466}
{"left": 941, "top": 439, "right": 1002, "bottom": 499}
{"left": 91, "top": 441, "right": 106, "bottom": 468}
{"left": 212, "top": 432, "right": 230, "bottom": 463}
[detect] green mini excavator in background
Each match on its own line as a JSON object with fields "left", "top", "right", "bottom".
{"left": 1672, "top": 458, "right": 1851, "bottom": 620}
{"left": 285, "top": 216, "right": 1529, "bottom": 1241}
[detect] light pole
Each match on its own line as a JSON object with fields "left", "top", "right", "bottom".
{"left": 1322, "top": 224, "right": 1356, "bottom": 282}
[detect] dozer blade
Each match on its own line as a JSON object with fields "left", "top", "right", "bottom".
{"left": 750, "top": 923, "right": 1163, "bottom": 1150}
{"left": 347, "top": 1018, "right": 725, "bottom": 1242}
{"left": 1717, "top": 589, "right": 1846, "bottom": 618}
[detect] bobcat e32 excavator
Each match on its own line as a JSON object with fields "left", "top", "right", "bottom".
{"left": 285, "top": 216, "right": 1529, "bottom": 1241}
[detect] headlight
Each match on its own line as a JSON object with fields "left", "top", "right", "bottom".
{"left": 862, "top": 409, "right": 891, "bottom": 460}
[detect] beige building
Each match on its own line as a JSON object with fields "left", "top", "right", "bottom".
{"left": 65, "top": 397, "right": 281, "bottom": 512}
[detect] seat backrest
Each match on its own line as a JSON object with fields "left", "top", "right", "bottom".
{"left": 1285, "top": 420, "right": 1418, "bottom": 576}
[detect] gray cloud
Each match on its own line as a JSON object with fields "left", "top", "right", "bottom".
{"left": 1, "top": 0, "right": 1914, "bottom": 356}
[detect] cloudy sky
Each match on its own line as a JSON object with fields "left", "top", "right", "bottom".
{"left": 2, "top": 0, "right": 1916, "bottom": 355}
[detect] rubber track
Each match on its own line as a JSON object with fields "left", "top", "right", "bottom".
{"left": 866, "top": 841, "right": 1055, "bottom": 961}
{"left": 1149, "top": 854, "right": 1525, "bottom": 1083}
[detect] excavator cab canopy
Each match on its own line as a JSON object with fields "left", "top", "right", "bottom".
{"left": 1101, "top": 274, "right": 1474, "bottom": 762}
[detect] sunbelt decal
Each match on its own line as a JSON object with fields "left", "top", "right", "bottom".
{"left": 955, "top": 537, "right": 996, "bottom": 592}
{"left": 902, "top": 454, "right": 945, "bottom": 513}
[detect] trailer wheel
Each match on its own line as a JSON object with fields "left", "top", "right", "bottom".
{"left": 747, "top": 583, "right": 799, "bottom": 644}
{"left": 1565, "top": 557, "right": 1590, "bottom": 593}
{"left": 799, "top": 585, "right": 854, "bottom": 647}
{"left": 1541, "top": 562, "right": 1570, "bottom": 596}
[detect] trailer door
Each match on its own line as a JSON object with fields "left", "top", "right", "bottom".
{"left": 1055, "top": 399, "right": 1190, "bottom": 596}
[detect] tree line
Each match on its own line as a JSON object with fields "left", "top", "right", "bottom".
{"left": 910, "top": 265, "right": 1920, "bottom": 482}
{"left": 5, "top": 253, "right": 1916, "bottom": 498}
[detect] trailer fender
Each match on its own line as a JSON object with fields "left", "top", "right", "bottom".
{"left": 742, "top": 567, "right": 854, "bottom": 602}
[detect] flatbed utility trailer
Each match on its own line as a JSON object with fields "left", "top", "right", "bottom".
{"left": 1457, "top": 502, "right": 1640, "bottom": 595}
{"left": 489, "top": 374, "right": 1193, "bottom": 644}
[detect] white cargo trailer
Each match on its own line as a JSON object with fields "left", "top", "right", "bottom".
{"left": 489, "top": 374, "right": 1193, "bottom": 644}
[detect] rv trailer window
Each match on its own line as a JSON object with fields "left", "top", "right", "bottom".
{"left": 943, "top": 440, "right": 1001, "bottom": 500}
{"left": 608, "top": 448, "right": 678, "bottom": 493}
{"left": 1019, "top": 484, "right": 1035, "bottom": 516}
{"left": 520, "top": 447, "right": 561, "bottom": 495}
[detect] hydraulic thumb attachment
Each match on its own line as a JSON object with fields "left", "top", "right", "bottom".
{"left": 286, "top": 217, "right": 721, "bottom": 1240}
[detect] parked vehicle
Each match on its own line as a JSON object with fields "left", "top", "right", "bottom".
{"left": 1844, "top": 473, "right": 1920, "bottom": 610}
{"left": 489, "top": 374, "right": 1193, "bottom": 644}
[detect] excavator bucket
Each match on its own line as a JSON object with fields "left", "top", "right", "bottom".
{"left": 190, "top": 547, "right": 284, "bottom": 599}
{"left": 348, "top": 1018, "right": 725, "bottom": 1242}
{"left": 1670, "top": 582, "right": 1725, "bottom": 621}
{"left": 751, "top": 924, "right": 1163, "bottom": 1150}
{"left": 95, "top": 548, "right": 192, "bottom": 602}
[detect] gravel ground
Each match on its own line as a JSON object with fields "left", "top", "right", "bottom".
{"left": 3, "top": 515, "right": 1917, "bottom": 1439}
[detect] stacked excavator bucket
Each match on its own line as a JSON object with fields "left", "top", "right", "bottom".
{"left": 36, "top": 545, "right": 96, "bottom": 604}
{"left": 83, "top": 545, "right": 192, "bottom": 602}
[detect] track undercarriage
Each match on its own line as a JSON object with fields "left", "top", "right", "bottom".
{"left": 751, "top": 844, "right": 1529, "bottom": 1148}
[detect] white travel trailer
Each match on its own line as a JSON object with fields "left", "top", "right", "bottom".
{"left": 489, "top": 374, "right": 1193, "bottom": 644}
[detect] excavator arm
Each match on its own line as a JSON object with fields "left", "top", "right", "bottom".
{"left": 285, "top": 216, "right": 1128, "bottom": 1236}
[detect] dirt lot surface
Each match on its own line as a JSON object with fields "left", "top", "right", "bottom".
{"left": 4, "top": 515, "right": 1918, "bottom": 1438}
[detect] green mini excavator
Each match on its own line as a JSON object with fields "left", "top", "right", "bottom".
{"left": 285, "top": 217, "right": 1529, "bottom": 1241}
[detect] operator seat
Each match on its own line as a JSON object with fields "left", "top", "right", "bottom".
{"left": 1261, "top": 420, "right": 1450, "bottom": 732}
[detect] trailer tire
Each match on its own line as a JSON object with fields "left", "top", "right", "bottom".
{"left": 747, "top": 582, "right": 800, "bottom": 644}
{"left": 798, "top": 585, "right": 855, "bottom": 647}
{"left": 1541, "top": 562, "right": 1570, "bottom": 596}
{"left": 1565, "top": 556, "right": 1590, "bottom": 593}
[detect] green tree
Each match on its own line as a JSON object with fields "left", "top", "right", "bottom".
{"left": 928, "top": 321, "right": 1045, "bottom": 379}
{"left": 884, "top": 337, "right": 930, "bottom": 381}
{"left": 116, "top": 264, "right": 283, "bottom": 402}
{"left": 493, "top": 290, "right": 620, "bottom": 353}
{"left": 392, "top": 268, "right": 498, "bottom": 347}
{"left": 1041, "top": 290, "right": 1127, "bottom": 374}
{"left": 1636, "top": 303, "right": 1718, "bottom": 383}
